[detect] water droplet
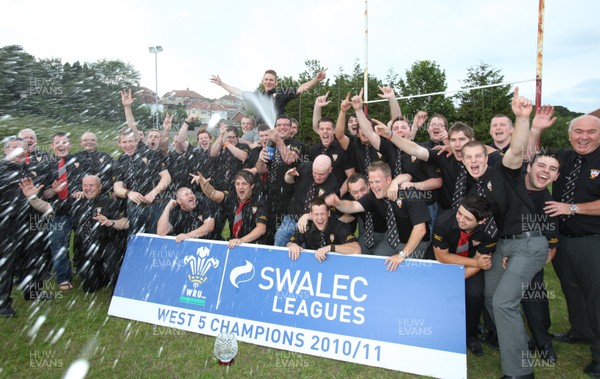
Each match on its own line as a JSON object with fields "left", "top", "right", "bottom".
{"left": 63, "top": 359, "right": 89, "bottom": 379}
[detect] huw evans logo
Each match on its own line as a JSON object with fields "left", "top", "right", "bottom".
{"left": 179, "top": 247, "right": 219, "bottom": 306}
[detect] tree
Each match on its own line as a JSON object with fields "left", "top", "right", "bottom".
{"left": 397, "top": 60, "right": 455, "bottom": 120}
{"left": 454, "top": 62, "right": 512, "bottom": 142}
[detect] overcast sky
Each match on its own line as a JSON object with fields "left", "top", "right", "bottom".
{"left": 2, "top": 0, "right": 599, "bottom": 113}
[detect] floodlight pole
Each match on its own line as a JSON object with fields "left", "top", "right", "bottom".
{"left": 149, "top": 46, "right": 163, "bottom": 128}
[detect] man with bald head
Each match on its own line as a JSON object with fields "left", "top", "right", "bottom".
{"left": 22, "top": 174, "right": 128, "bottom": 293}
{"left": 157, "top": 187, "right": 217, "bottom": 243}
{"left": 532, "top": 112, "right": 600, "bottom": 376}
{"left": 273, "top": 154, "right": 339, "bottom": 246}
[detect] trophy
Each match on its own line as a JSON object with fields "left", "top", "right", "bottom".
{"left": 214, "top": 332, "right": 238, "bottom": 365}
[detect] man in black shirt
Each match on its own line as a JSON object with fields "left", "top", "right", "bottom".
{"left": 38, "top": 132, "right": 83, "bottom": 290}
{"left": 0, "top": 138, "right": 53, "bottom": 317}
{"left": 210, "top": 69, "right": 326, "bottom": 117}
{"left": 256, "top": 115, "right": 305, "bottom": 245}
{"left": 209, "top": 124, "right": 249, "bottom": 192}
{"left": 157, "top": 187, "right": 217, "bottom": 242}
{"left": 469, "top": 89, "right": 547, "bottom": 378}
{"left": 22, "top": 175, "right": 129, "bottom": 293}
{"left": 287, "top": 198, "right": 360, "bottom": 261}
{"left": 113, "top": 128, "right": 171, "bottom": 235}
{"left": 192, "top": 170, "right": 268, "bottom": 248}
{"left": 75, "top": 131, "right": 114, "bottom": 195}
{"left": 533, "top": 112, "right": 600, "bottom": 376}
{"left": 432, "top": 195, "right": 496, "bottom": 357}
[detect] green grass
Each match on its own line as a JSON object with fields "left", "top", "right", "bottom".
{"left": 0, "top": 116, "right": 594, "bottom": 378}
{"left": 0, "top": 264, "right": 593, "bottom": 378}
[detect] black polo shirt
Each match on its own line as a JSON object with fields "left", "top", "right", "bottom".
{"left": 358, "top": 190, "right": 431, "bottom": 243}
{"left": 222, "top": 190, "right": 268, "bottom": 243}
{"left": 528, "top": 188, "right": 559, "bottom": 249}
{"left": 265, "top": 138, "right": 304, "bottom": 214}
{"left": 494, "top": 162, "right": 541, "bottom": 236}
{"left": 211, "top": 143, "right": 250, "bottom": 191}
{"left": 74, "top": 150, "right": 114, "bottom": 195}
{"left": 168, "top": 200, "right": 219, "bottom": 240}
{"left": 553, "top": 147, "right": 600, "bottom": 236}
{"left": 114, "top": 146, "right": 168, "bottom": 196}
{"left": 432, "top": 209, "right": 497, "bottom": 257}
{"left": 166, "top": 150, "right": 192, "bottom": 194}
{"left": 288, "top": 162, "right": 340, "bottom": 217}
{"left": 55, "top": 194, "right": 127, "bottom": 260}
{"left": 346, "top": 140, "right": 382, "bottom": 175}
{"left": 308, "top": 139, "right": 352, "bottom": 187}
{"left": 289, "top": 217, "right": 357, "bottom": 250}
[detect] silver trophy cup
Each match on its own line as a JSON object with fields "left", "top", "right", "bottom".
{"left": 214, "top": 332, "right": 238, "bottom": 365}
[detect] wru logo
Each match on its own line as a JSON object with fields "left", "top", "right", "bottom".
{"left": 183, "top": 247, "right": 219, "bottom": 287}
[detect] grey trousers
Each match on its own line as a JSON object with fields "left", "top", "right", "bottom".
{"left": 484, "top": 236, "right": 547, "bottom": 376}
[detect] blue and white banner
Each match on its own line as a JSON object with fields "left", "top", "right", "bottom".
{"left": 108, "top": 233, "right": 466, "bottom": 378}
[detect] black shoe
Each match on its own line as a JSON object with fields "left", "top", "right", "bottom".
{"left": 553, "top": 330, "right": 591, "bottom": 344}
{"left": 584, "top": 360, "right": 600, "bottom": 377}
{"left": 480, "top": 330, "right": 499, "bottom": 351}
{"left": 537, "top": 341, "right": 557, "bottom": 364}
{"left": 499, "top": 374, "right": 534, "bottom": 379}
{"left": 468, "top": 337, "right": 484, "bottom": 357}
{"left": 0, "top": 306, "right": 15, "bottom": 318}
{"left": 25, "top": 291, "right": 56, "bottom": 301}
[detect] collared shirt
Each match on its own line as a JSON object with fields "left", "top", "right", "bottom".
{"left": 168, "top": 199, "right": 219, "bottom": 240}
{"left": 432, "top": 209, "right": 497, "bottom": 257}
{"left": 346, "top": 140, "right": 382, "bottom": 175}
{"left": 222, "top": 191, "right": 268, "bottom": 244}
{"left": 289, "top": 217, "right": 357, "bottom": 250}
{"left": 553, "top": 147, "right": 600, "bottom": 235}
{"left": 425, "top": 149, "right": 465, "bottom": 210}
{"left": 431, "top": 209, "right": 498, "bottom": 258}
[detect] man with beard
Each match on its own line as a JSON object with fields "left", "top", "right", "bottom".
{"left": 287, "top": 198, "right": 360, "bottom": 261}
{"left": 192, "top": 170, "right": 267, "bottom": 248}
{"left": 21, "top": 175, "right": 128, "bottom": 293}
{"left": 157, "top": 187, "right": 217, "bottom": 242}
